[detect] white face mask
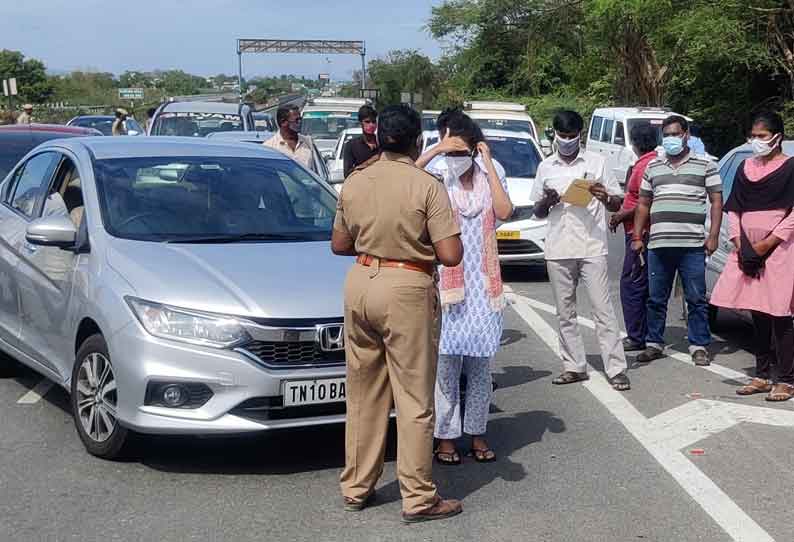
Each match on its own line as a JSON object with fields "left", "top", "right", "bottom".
{"left": 445, "top": 155, "right": 474, "bottom": 179}
{"left": 750, "top": 134, "right": 779, "bottom": 157}
{"left": 555, "top": 134, "right": 581, "bottom": 157}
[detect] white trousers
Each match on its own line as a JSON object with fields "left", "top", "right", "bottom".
{"left": 434, "top": 355, "right": 492, "bottom": 439}
{"left": 546, "top": 256, "right": 627, "bottom": 378}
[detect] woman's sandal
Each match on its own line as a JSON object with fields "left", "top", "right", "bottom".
{"left": 766, "top": 383, "right": 794, "bottom": 402}
{"left": 469, "top": 447, "right": 496, "bottom": 463}
{"left": 736, "top": 378, "right": 773, "bottom": 396}
{"left": 552, "top": 371, "right": 589, "bottom": 385}
{"left": 434, "top": 448, "right": 461, "bottom": 465}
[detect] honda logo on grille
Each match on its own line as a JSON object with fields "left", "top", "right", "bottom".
{"left": 317, "top": 324, "right": 345, "bottom": 352}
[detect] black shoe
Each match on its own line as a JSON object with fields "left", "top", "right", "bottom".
{"left": 636, "top": 346, "right": 664, "bottom": 363}
{"left": 622, "top": 338, "right": 646, "bottom": 352}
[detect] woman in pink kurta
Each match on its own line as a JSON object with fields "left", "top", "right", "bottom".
{"left": 711, "top": 111, "right": 794, "bottom": 401}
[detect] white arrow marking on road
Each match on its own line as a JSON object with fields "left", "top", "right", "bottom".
{"left": 17, "top": 378, "right": 54, "bottom": 405}
{"left": 507, "top": 292, "right": 776, "bottom": 542}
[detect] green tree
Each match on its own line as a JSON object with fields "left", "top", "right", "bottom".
{"left": 368, "top": 50, "right": 438, "bottom": 108}
{"left": 0, "top": 49, "right": 54, "bottom": 103}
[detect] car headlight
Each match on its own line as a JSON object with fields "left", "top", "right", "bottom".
{"left": 126, "top": 297, "right": 250, "bottom": 349}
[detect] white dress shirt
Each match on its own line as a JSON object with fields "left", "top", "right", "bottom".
{"left": 530, "top": 150, "right": 623, "bottom": 260}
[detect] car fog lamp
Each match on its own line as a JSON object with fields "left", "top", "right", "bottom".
{"left": 162, "top": 385, "right": 188, "bottom": 407}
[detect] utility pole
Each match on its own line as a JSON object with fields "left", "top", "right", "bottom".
{"left": 237, "top": 39, "right": 244, "bottom": 103}
{"left": 360, "top": 41, "right": 367, "bottom": 92}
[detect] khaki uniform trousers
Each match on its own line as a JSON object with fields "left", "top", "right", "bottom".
{"left": 340, "top": 262, "right": 440, "bottom": 514}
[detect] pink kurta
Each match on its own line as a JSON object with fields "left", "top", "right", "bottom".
{"left": 711, "top": 156, "right": 794, "bottom": 316}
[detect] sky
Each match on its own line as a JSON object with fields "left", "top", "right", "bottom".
{"left": 2, "top": 0, "right": 448, "bottom": 81}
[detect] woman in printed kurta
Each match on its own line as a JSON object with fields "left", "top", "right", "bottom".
{"left": 711, "top": 111, "right": 794, "bottom": 401}
{"left": 417, "top": 111, "right": 513, "bottom": 464}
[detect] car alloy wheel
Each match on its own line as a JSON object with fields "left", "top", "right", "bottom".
{"left": 75, "top": 352, "right": 118, "bottom": 443}
{"left": 71, "top": 333, "right": 131, "bottom": 459}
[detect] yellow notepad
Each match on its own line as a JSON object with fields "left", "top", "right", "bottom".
{"left": 561, "top": 179, "right": 594, "bottom": 207}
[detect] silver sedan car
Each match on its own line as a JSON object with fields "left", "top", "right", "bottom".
{"left": 0, "top": 137, "right": 351, "bottom": 458}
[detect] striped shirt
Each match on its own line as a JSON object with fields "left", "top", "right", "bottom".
{"left": 640, "top": 153, "right": 722, "bottom": 249}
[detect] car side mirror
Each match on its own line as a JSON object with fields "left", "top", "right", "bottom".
{"left": 26, "top": 215, "right": 77, "bottom": 248}
{"left": 614, "top": 136, "right": 625, "bottom": 146}
{"left": 321, "top": 150, "right": 334, "bottom": 161}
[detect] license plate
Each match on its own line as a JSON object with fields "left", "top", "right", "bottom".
{"left": 496, "top": 230, "right": 520, "bottom": 240}
{"left": 283, "top": 377, "right": 346, "bottom": 407}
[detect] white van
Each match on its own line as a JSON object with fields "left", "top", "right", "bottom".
{"left": 464, "top": 101, "right": 539, "bottom": 142}
{"left": 301, "top": 97, "right": 370, "bottom": 156}
{"left": 586, "top": 107, "right": 690, "bottom": 184}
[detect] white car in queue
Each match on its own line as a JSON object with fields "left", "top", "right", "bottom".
{"left": 425, "top": 129, "right": 547, "bottom": 265}
{"left": 327, "top": 127, "right": 362, "bottom": 192}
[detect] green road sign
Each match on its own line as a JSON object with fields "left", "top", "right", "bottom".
{"left": 118, "top": 88, "right": 144, "bottom": 100}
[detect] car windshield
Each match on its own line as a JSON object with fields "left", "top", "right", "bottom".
{"left": 71, "top": 117, "right": 114, "bottom": 136}
{"left": 152, "top": 112, "right": 244, "bottom": 137}
{"left": 422, "top": 116, "right": 438, "bottom": 132}
{"left": 474, "top": 118, "right": 535, "bottom": 139}
{"left": 627, "top": 118, "right": 666, "bottom": 147}
{"left": 487, "top": 137, "right": 542, "bottom": 179}
{"left": 92, "top": 156, "right": 336, "bottom": 242}
{"left": 301, "top": 112, "right": 359, "bottom": 140}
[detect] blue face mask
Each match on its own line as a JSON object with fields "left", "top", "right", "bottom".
{"left": 662, "top": 136, "right": 685, "bottom": 156}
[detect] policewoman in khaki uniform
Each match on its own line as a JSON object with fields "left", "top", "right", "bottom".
{"left": 332, "top": 105, "right": 464, "bottom": 524}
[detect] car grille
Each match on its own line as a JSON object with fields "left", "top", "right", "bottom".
{"left": 239, "top": 340, "right": 345, "bottom": 368}
{"left": 231, "top": 396, "right": 347, "bottom": 421}
{"left": 497, "top": 239, "right": 543, "bottom": 255}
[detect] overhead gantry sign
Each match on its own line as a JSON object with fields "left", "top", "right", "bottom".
{"left": 236, "top": 39, "right": 367, "bottom": 101}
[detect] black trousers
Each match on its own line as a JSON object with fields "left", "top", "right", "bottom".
{"left": 751, "top": 311, "right": 794, "bottom": 384}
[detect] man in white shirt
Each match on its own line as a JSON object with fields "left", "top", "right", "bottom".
{"left": 531, "top": 110, "right": 630, "bottom": 391}
{"left": 264, "top": 105, "right": 318, "bottom": 174}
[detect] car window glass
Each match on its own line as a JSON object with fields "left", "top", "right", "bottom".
{"left": 614, "top": 121, "right": 625, "bottom": 144}
{"left": 601, "top": 119, "right": 614, "bottom": 143}
{"left": 487, "top": 137, "right": 542, "bottom": 179}
{"left": 93, "top": 156, "right": 337, "bottom": 241}
{"left": 9, "top": 152, "right": 60, "bottom": 218}
{"left": 589, "top": 116, "right": 603, "bottom": 141}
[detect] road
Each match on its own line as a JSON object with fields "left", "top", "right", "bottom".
{"left": 1, "top": 233, "right": 793, "bottom": 542}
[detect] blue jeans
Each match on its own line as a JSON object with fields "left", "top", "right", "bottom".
{"left": 646, "top": 247, "right": 711, "bottom": 350}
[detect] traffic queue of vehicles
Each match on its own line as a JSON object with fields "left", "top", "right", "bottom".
{"left": 0, "top": 98, "right": 745, "bottom": 459}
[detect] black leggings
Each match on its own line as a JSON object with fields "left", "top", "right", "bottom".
{"left": 751, "top": 311, "right": 794, "bottom": 384}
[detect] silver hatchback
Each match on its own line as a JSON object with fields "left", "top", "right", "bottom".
{"left": 0, "top": 137, "right": 351, "bottom": 458}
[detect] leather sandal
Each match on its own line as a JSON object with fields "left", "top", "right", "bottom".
{"left": 552, "top": 371, "right": 589, "bottom": 385}
{"left": 736, "top": 378, "right": 773, "bottom": 396}
{"left": 608, "top": 371, "right": 631, "bottom": 391}
{"left": 469, "top": 447, "right": 496, "bottom": 463}
{"left": 766, "top": 383, "right": 794, "bottom": 402}
{"left": 343, "top": 490, "right": 376, "bottom": 512}
{"left": 434, "top": 448, "right": 461, "bottom": 466}
{"left": 401, "top": 496, "right": 463, "bottom": 524}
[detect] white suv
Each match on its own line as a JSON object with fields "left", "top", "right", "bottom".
{"left": 587, "top": 107, "right": 692, "bottom": 184}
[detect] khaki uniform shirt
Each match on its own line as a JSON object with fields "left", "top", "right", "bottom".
{"left": 111, "top": 119, "right": 127, "bottom": 136}
{"left": 334, "top": 152, "right": 460, "bottom": 263}
{"left": 16, "top": 112, "right": 32, "bottom": 124}
{"left": 264, "top": 131, "right": 315, "bottom": 172}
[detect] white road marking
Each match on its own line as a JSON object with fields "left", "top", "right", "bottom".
{"left": 17, "top": 378, "right": 54, "bottom": 404}
{"left": 507, "top": 292, "right": 776, "bottom": 542}
{"left": 515, "top": 293, "right": 750, "bottom": 384}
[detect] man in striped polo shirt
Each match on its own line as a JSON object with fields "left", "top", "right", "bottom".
{"left": 632, "top": 115, "right": 723, "bottom": 366}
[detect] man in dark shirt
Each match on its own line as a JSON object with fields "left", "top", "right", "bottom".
{"left": 342, "top": 105, "right": 379, "bottom": 178}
